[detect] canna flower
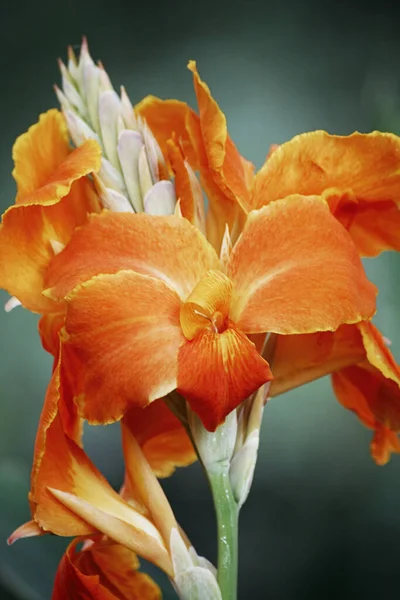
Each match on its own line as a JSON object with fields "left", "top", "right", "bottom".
{"left": 136, "top": 60, "right": 400, "bottom": 458}
{"left": 43, "top": 198, "right": 376, "bottom": 430}
{"left": 0, "top": 45, "right": 195, "bottom": 470}
{"left": 138, "top": 62, "right": 400, "bottom": 256}
{"left": 268, "top": 321, "right": 400, "bottom": 464}
{"left": 52, "top": 536, "right": 161, "bottom": 600}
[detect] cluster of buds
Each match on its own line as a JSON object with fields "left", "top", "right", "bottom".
{"left": 55, "top": 38, "right": 176, "bottom": 215}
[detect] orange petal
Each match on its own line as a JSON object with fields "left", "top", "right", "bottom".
{"left": 332, "top": 322, "right": 400, "bottom": 464}
{"left": 16, "top": 139, "right": 101, "bottom": 206}
{"left": 269, "top": 325, "right": 366, "bottom": 397}
{"left": 30, "top": 360, "right": 171, "bottom": 572}
{"left": 186, "top": 109, "right": 246, "bottom": 251}
{"left": 121, "top": 423, "right": 178, "bottom": 546}
{"left": 13, "top": 109, "right": 101, "bottom": 206}
{"left": 228, "top": 196, "right": 377, "bottom": 334}
{"left": 370, "top": 427, "right": 400, "bottom": 466}
{"left": 39, "top": 313, "right": 66, "bottom": 358}
{"left": 123, "top": 399, "right": 196, "bottom": 477}
{"left": 339, "top": 200, "right": 400, "bottom": 257}
{"left": 13, "top": 110, "right": 69, "bottom": 203}
{"left": 188, "top": 61, "right": 253, "bottom": 212}
{"left": 8, "top": 520, "right": 45, "bottom": 545}
{"left": 63, "top": 271, "right": 184, "bottom": 424}
{"left": 177, "top": 322, "right": 272, "bottom": 431}
{"left": 167, "top": 137, "right": 205, "bottom": 231}
{"left": 135, "top": 95, "right": 198, "bottom": 169}
{"left": 45, "top": 211, "right": 220, "bottom": 302}
{"left": 53, "top": 537, "right": 161, "bottom": 600}
{"left": 252, "top": 130, "right": 400, "bottom": 255}
{"left": 0, "top": 177, "right": 100, "bottom": 313}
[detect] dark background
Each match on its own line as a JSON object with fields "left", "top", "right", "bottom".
{"left": 1, "top": 0, "right": 400, "bottom": 598}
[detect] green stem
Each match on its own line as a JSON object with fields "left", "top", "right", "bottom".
{"left": 208, "top": 464, "right": 239, "bottom": 600}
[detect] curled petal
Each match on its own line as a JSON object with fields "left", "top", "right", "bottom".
{"left": 13, "top": 110, "right": 69, "bottom": 203}
{"left": 180, "top": 270, "right": 232, "bottom": 340}
{"left": 135, "top": 95, "right": 199, "bottom": 169}
{"left": 177, "top": 323, "right": 272, "bottom": 431}
{"left": 370, "top": 427, "right": 400, "bottom": 466}
{"left": 53, "top": 537, "right": 161, "bottom": 600}
{"left": 8, "top": 520, "right": 45, "bottom": 545}
{"left": 167, "top": 138, "right": 206, "bottom": 231}
{"left": 0, "top": 177, "right": 100, "bottom": 313}
{"left": 0, "top": 111, "right": 100, "bottom": 314}
{"left": 63, "top": 271, "right": 184, "bottom": 424}
{"left": 228, "top": 196, "right": 377, "bottom": 334}
{"left": 332, "top": 322, "right": 400, "bottom": 464}
{"left": 252, "top": 130, "right": 400, "bottom": 255}
{"left": 188, "top": 61, "right": 253, "bottom": 212}
{"left": 186, "top": 109, "right": 246, "bottom": 251}
{"left": 17, "top": 139, "right": 101, "bottom": 206}
{"left": 123, "top": 400, "right": 196, "bottom": 477}
{"left": 13, "top": 109, "right": 100, "bottom": 206}
{"left": 46, "top": 212, "right": 220, "bottom": 302}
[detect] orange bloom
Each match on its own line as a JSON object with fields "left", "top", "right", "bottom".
{"left": 1, "top": 105, "right": 195, "bottom": 471}
{"left": 138, "top": 63, "right": 400, "bottom": 256}
{"left": 0, "top": 109, "right": 101, "bottom": 314}
{"left": 269, "top": 321, "right": 400, "bottom": 464}
{"left": 44, "top": 196, "right": 376, "bottom": 431}
{"left": 52, "top": 537, "right": 160, "bottom": 600}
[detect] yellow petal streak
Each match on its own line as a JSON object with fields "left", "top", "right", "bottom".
{"left": 180, "top": 270, "right": 233, "bottom": 340}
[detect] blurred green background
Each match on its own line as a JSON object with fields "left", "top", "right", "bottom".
{"left": 1, "top": 0, "right": 400, "bottom": 598}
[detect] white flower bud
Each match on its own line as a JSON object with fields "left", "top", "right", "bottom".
{"left": 99, "top": 90, "right": 122, "bottom": 168}
{"left": 188, "top": 408, "right": 237, "bottom": 471}
{"left": 64, "top": 109, "right": 101, "bottom": 148}
{"left": 229, "top": 429, "right": 260, "bottom": 508}
{"left": 93, "top": 175, "right": 134, "bottom": 213}
{"left": 117, "top": 130, "right": 144, "bottom": 212}
{"left": 170, "top": 529, "right": 221, "bottom": 600}
{"left": 144, "top": 180, "right": 176, "bottom": 216}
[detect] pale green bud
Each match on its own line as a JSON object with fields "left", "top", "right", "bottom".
{"left": 170, "top": 529, "right": 221, "bottom": 600}
{"left": 188, "top": 408, "right": 237, "bottom": 472}
{"left": 229, "top": 429, "right": 260, "bottom": 508}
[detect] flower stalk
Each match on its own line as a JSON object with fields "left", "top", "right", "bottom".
{"left": 208, "top": 462, "right": 239, "bottom": 600}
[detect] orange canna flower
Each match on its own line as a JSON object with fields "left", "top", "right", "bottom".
{"left": 52, "top": 536, "right": 161, "bottom": 600}
{"left": 138, "top": 62, "right": 400, "bottom": 256}
{"left": 43, "top": 196, "right": 376, "bottom": 431}
{"left": 269, "top": 321, "right": 400, "bottom": 464}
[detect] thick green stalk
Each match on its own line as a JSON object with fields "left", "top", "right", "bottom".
{"left": 208, "top": 463, "right": 239, "bottom": 600}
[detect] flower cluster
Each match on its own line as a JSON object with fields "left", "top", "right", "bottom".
{"left": 1, "top": 40, "right": 400, "bottom": 598}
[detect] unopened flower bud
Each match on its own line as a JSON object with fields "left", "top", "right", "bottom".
{"left": 188, "top": 408, "right": 237, "bottom": 471}
{"left": 229, "top": 429, "right": 260, "bottom": 508}
{"left": 170, "top": 529, "right": 221, "bottom": 600}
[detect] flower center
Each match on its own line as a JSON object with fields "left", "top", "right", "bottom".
{"left": 180, "top": 270, "right": 233, "bottom": 341}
